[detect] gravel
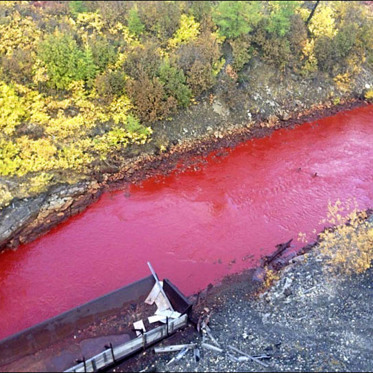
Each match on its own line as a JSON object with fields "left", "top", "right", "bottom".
{"left": 113, "top": 240, "right": 373, "bottom": 372}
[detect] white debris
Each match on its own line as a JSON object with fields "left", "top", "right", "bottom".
{"left": 148, "top": 315, "right": 167, "bottom": 324}
{"left": 145, "top": 281, "right": 163, "bottom": 305}
{"left": 155, "top": 309, "right": 181, "bottom": 319}
{"left": 133, "top": 320, "right": 146, "bottom": 337}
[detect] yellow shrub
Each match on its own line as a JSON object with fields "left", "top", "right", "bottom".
{"left": 107, "top": 22, "right": 140, "bottom": 47}
{"left": 364, "top": 89, "right": 373, "bottom": 101}
{"left": 0, "top": 81, "right": 26, "bottom": 135}
{"left": 264, "top": 267, "right": 280, "bottom": 288}
{"left": 46, "top": 113, "right": 86, "bottom": 139}
{"left": 301, "top": 39, "right": 318, "bottom": 74}
{"left": 0, "top": 139, "right": 21, "bottom": 176}
{"left": 308, "top": 4, "right": 337, "bottom": 39}
{"left": 55, "top": 140, "right": 93, "bottom": 170}
{"left": 333, "top": 72, "right": 351, "bottom": 92}
{"left": 92, "top": 127, "right": 130, "bottom": 157}
{"left": 168, "top": 14, "right": 200, "bottom": 49}
{"left": 109, "top": 95, "right": 133, "bottom": 124}
{"left": 0, "top": 11, "right": 41, "bottom": 55}
{"left": 16, "top": 137, "right": 57, "bottom": 175}
{"left": 319, "top": 200, "right": 373, "bottom": 275}
{"left": 24, "top": 172, "right": 53, "bottom": 194}
{"left": 297, "top": 7, "right": 310, "bottom": 22}
{"left": 0, "top": 182, "right": 13, "bottom": 207}
{"left": 76, "top": 12, "right": 104, "bottom": 34}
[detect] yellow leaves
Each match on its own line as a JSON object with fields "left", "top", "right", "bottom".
{"left": 74, "top": 12, "right": 105, "bottom": 45}
{"left": 56, "top": 140, "right": 93, "bottom": 170}
{"left": 168, "top": 14, "right": 200, "bottom": 49}
{"left": 0, "top": 138, "right": 21, "bottom": 176}
{"left": 297, "top": 7, "right": 310, "bottom": 22}
{"left": 318, "top": 200, "right": 373, "bottom": 276}
{"left": 334, "top": 73, "right": 352, "bottom": 92}
{"left": 301, "top": 39, "right": 318, "bottom": 74}
{"left": 308, "top": 4, "right": 337, "bottom": 39}
{"left": 46, "top": 113, "right": 86, "bottom": 139}
{"left": 0, "top": 11, "right": 41, "bottom": 55}
{"left": 0, "top": 6, "right": 157, "bottom": 182}
{"left": 302, "top": 39, "right": 315, "bottom": 59}
{"left": 365, "top": 89, "right": 373, "bottom": 101}
{"left": 213, "top": 57, "right": 226, "bottom": 77}
{"left": 0, "top": 81, "right": 26, "bottom": 135}
{"left": 25, "top": 172, "right": 53, "bottom": 194}
{"left": 108, "top": 22, "right": 140, "bottom": 47}
{"left": 109, "top": 95, "right": 133, "bottom": 124}
{"left": 0, "top": 182, "right": 12, "bottom": 207}
{"left": 16, "top": 137, "right": 57, "bottom": 175}
{"left": 0, "top": 1, "right": 18, "bottom": 9}
{"left": 92, "top": 127, "right": 129, "bottom": 158}
{"left": 24, "top": 89, "right": 50, "bottom": 125}
{"left": 76, "top": 12, "right": 104, "bottom": 34}
{"left": 112, "top": 52, "right": 128, "bottom": 69}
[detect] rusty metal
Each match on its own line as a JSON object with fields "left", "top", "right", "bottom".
{"left": 0, "top": 276, "right": 191, "bottom": 372}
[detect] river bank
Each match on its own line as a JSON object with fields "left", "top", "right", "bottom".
{"left": 0, "top": 96, "right": 370, "bottom": 253}
{"left": 114, "top": 214, "right": 373, "bottom": 372}
{"left": 1, "top": 42, "right": 373, "bottom": 252}
{"left": 1, "top": 100, "right": 372, "bottom": 340}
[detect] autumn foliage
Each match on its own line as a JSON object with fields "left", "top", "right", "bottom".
{"left": 0, "top": 1, "right": 372, "bottom": 207}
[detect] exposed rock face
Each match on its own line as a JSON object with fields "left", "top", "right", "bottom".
{"left": 0, "top": 195, "right": 46, "bottom": 248}
{"left": 0, "top": 182, "right": 102, "bottom": 250}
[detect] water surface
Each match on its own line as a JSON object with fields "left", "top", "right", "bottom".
{"left": 0, "top": 105, "right": 372, "bottom": 339}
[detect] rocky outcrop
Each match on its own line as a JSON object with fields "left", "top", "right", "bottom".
{"left": 0, "top": 181, "right": 101, "bottom": 250}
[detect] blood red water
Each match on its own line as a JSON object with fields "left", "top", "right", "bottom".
{"left": 0, "top": 105, "right": 372, "bottom": 339}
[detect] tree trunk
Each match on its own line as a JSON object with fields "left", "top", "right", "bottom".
{"left": 306, "top": 0, "right": 320, "bottom": 26}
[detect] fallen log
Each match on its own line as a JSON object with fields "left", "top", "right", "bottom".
{"left": 261, "top": 238, "right": 293, "bottom": 267}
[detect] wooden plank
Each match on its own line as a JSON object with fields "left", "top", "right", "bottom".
{"left": 261, "top": 239, "right": 293, "bottom": 267}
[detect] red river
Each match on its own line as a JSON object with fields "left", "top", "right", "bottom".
{"left": 0, "top": 105, "right": 372, "bottom": 339}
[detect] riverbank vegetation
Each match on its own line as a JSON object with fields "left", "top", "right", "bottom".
{"left": 319, "top": 200, "right": 373, "bottom": 275}
{"left": 298, "top": 199, "right": 373, "bottom": 276}
{"left": 0, "top": 1, "right": 372, "bottom": 207}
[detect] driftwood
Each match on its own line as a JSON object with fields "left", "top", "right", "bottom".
{"left": 201, "top": 343, "right": 223, "bottom": 353}
{"left": 154, "top": 344, "right": 196, "bottom": 353}
{"left": 261, "top": 239, "right": 293, "bottom": 268}
{"left": 228, "top": 346, "right": 269, "bottom": 368}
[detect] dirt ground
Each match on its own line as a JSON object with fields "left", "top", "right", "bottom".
{"left": 112, "top": 218, "right": 373, "bottom": 373}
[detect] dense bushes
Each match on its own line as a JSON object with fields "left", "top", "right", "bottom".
{"left": 38, "top": 32, "right": 97, "bottom": 89}
{"left": 0, "top": 1, "right": 372, "bottom": 207}
{"left": 158, "top": 62, "right": 192, "bottom": 107}
{"left": 212, "top": 1, "right": 263, "bottom": 39}
{"left": 126, "top": 72, "right": 177, "bottom": 123}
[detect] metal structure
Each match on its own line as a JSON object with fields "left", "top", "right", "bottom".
{"left": 0, "top": 276, "right": 192, "bottom": 372}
